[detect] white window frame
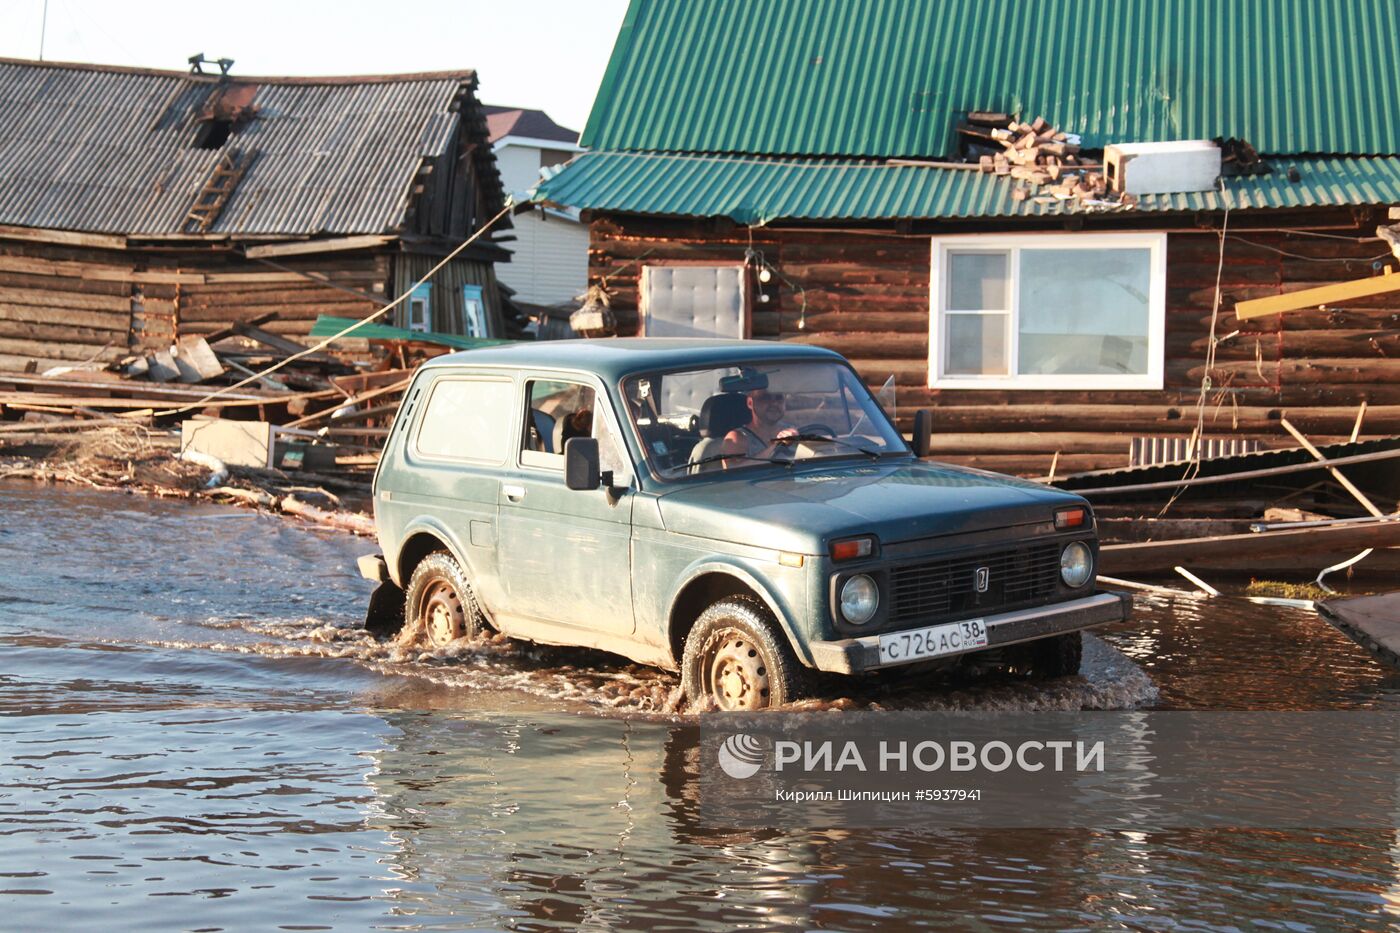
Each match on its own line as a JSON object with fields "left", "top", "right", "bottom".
{"left": 462, "top": 284, "right": 488, "bottom": 338}
{"left": 407, "top": 283, "right": 433, "bottom": 333}
{"left": 928, "top": 232, "right": 1166, "bottom": 390}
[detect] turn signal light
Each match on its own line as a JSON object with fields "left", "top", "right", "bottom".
{"left": 830, "top": 536, "right": 875, "bottom": 561}
{"left": 1055, "top": 507, "right": 1088, "bottom": 529}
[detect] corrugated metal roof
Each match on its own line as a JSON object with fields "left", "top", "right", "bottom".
{"left": 584, "top": 0, "right": 1400, "bottom": 158}
{"left": 534, "top": 151, "right": 1400, "bottom": 223}
{"left": 0, "top": 59, "right": 504, "bottom": 236}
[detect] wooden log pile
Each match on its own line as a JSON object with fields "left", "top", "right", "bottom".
{"left": 965, "top": 112, "right": 1133, "bottom": 206}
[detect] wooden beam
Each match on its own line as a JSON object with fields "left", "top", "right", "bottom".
{"left": 1235, "top": 267, "right": 1400, "bottom": 320}
{"left": 1279, "top": 418, "right": 1385, "bottom": 518}
{"left": 244, "top": 235, "right": 393, "bottom": 259}
{"left": 0, "top": 224, "right": 127, "bottom": 250}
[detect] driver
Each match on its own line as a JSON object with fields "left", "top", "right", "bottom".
{"left": 718, "top": 387, "right": 798, "bottom": 461}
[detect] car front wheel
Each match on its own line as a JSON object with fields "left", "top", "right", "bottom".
{"left": 681, "top": 596, "right": 807, "bottom": 711}
{"left": 402, "top": 551, "right": 483, "bottom": 647}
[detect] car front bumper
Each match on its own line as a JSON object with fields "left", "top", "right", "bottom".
{"left": 806, "top": 590, "right": 1132, "bottom": 674}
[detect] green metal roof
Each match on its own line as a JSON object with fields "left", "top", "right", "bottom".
{"left": 535, "top": 152, "right": 1400, "bottom": 224}
{"left": 584, "top": 0, "right": 1400, "bottom": 158}
{"left": 310, "top": 315, "right": 513, "bottom": 351}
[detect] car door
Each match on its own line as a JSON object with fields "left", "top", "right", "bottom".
{"left": 495, "top": 375, "right": 636, "bottom": 635}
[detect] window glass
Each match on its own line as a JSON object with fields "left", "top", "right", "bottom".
{"left": 523, "top": 380, "right": 631, "bottom": 481}
{"left": 1018, "top": 248, "right": 1150, "bottom": 375}
{"left": 933, "top": 236, "right": 1163, "bottom": 389}
{"left": 623, "top": 360, "right": 906, "bottom": 481}
{"left": 947, "top": 252, "right": 1008, "bottom": 310}
{"left": 946, "top": 313, "right": 1009, "bottom": 375}
{"left": 416, "top": 377, "right": 513, "bottom": 462}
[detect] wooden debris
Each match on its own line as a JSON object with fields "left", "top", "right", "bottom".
{"left": 962, "top": 110, "right": 1129, "bottom": 208}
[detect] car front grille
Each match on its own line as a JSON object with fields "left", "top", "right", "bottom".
{"left": 889, "top": 541, "right": 1063, "bottom": 623}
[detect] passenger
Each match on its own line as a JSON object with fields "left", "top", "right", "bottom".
{"left": 558, "top": 406, "right": 593, "bottom": 446}
{"left": 718, "top": 388, "right": 797, "bottom": 462}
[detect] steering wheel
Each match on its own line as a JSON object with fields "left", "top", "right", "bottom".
{"left": 796, "top": 422, "right": 838, "bottom": 439}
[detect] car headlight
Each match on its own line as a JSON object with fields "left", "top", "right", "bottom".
{"left": 840, "top": 574, "right": 879, "bottom": 625}
{"left": 1060, "top": 541, "right": 1093, "bottom": 588}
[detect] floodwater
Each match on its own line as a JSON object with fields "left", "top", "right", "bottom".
{"left": 4, "top": 482, "right": 1400, "bottom": 930}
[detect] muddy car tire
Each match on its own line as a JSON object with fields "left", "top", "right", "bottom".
{"left": 1010, "top": 631, "right": 1083, "bottom": 679}
{"left": 403, "top": 551, "right": 483, "bottom": 647}
{"left": 681, "top": 597, "right": 807, "bottom": 711}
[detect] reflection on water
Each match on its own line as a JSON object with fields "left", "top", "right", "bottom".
{"left": 4, "top": 482, "right": 1400, "bottom": 929}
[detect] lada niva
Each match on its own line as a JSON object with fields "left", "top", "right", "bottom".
{"left": 359, "top": 339, "right": 1131, "bottom": 710}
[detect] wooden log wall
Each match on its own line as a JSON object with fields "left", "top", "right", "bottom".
{"left": 0, "top": 236, "right": 389, "bottom": 374}
{"left": 588, "top": 214, "right": 1400, "bottom": 476}
{"left": 0, "top": 239, "right": 138, "bottom": 373}
{"left": 171, "top": 251, "right": 386, "bottom": 339}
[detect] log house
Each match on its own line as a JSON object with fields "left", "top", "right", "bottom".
{"left": 534, "top": 0, "right": 1400, "bottom": 477}
{"left": 0, "top": 57, "right": 518, "bottom": 375}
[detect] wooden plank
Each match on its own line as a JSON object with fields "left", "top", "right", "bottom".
{"left": 0, "top": 225, "right": 127, "bottom": 250}
{"left": 0, "top": 286, "right": 130, "bottom": 312}
{"left": 0, "top": 392, "right": 315, "bottom": 411}
{"left": 1101, "top": 520, "right": 1400, "bottom": 574}
{"left": 282, "top": 377, "right": 411, "bottom": 427}
{"left": 328, "top": 368, "right": 413, "bottom": 395}
{"left": 0, "top": 373, "right": 280, "bottom": 400}
{"left": 1236, "top": 268, "right": 1400, "bottom": 320}
{"left": 0, "top": 417, "right": 149, "bottom": 435}
{"left": 1318, "top": 594, "right": 1400, "bottom": 670}
{"left": 894, "top": 404, "right": 1400, "bottom": 435}
{"left": 0, "top": 319, "right": 131, "bottom": 345}
{"left": 244, "top": 235, "right": 393, "bottom": 259}
{"left": 0, "top": 304, "right": 129, "bottom": 331}
{"left": 1280, "top": 417, "right": 1385, "bottom": 517}
{"left": 0, "top": 337, "right": 124, "bottom": 363}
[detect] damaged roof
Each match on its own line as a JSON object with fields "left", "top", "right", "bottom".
{"left": 584, "top": 0, "right": 1400, "bottom": 159}
{"left": 537, "top": 152, "right": 1400, "bottom": 224}
{"left": 0, "top": 58, "right": 506, "bottom": 237}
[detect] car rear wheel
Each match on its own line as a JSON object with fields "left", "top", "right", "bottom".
{"left": 403, "top": 551, "right": 482, "bottom": 647}
{"left": 681, "top": 597, "right": 807, "bottom": 711}
{"left": 1007, "top": 631, "right": 1083, "bottom": 679}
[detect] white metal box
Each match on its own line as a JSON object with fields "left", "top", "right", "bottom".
{"left": 1105, "top": 140, "right": 1221, "bottom": 195}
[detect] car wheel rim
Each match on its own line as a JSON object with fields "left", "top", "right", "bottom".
{"left": 707, "top": 632, "right": 770, "bottom": 711}
{"left": 423, "top": 580, "right": 463, "bottom": 646}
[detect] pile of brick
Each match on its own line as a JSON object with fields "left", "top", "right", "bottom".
{"left": 965, "top": 113, "right": 1134, "bottom": 206}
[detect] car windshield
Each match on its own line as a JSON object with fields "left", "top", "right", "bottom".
{"left": 622, "top": 360, "right": 908, "bottom": 480}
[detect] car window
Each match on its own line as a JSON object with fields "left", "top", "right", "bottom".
{"left": 623, "top": 360, "right": 907, "bottom": 480}
{"left": 414, "top": 376, "right": 515, "bottom": 464}
{"left": 521, "top": 379, "right": 631, "bottom": 482}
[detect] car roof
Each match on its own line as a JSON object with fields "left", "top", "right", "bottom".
{"left": 420, "top": 338, "right": 845, "bottom": 381}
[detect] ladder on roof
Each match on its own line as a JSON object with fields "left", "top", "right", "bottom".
{"left": 184, "top": 147, "right": 256, "bottom": 233}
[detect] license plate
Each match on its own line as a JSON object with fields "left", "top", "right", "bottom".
{"left": 878, "top": 619, "right": 988, "bottom": 665}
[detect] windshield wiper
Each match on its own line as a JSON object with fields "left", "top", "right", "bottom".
{"left": 774, "top": 433, "right": 882, "bottom": 460}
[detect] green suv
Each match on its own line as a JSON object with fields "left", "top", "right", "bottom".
{"left": 359, "top": 339, "right": 1131, "bottom": 710}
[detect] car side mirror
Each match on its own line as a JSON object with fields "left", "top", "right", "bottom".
{"left": 564, "top": 437, "right": 601, "bottom": 490}
{"left": 912, "top": 409, "right": 933, "bottom": 458}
